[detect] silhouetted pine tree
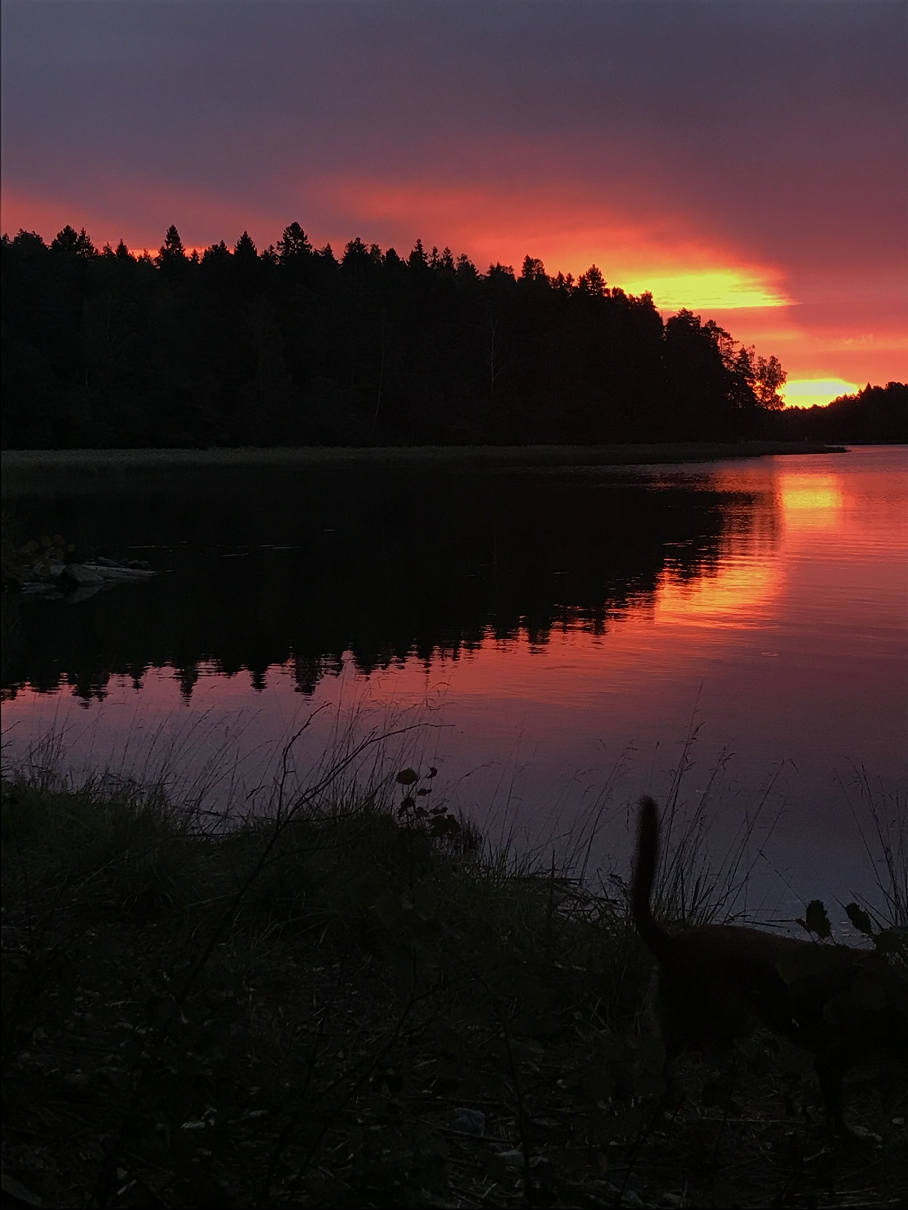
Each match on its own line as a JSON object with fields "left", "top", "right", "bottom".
{"left": 9, "top": 219, "right": 889, "bottom": 450}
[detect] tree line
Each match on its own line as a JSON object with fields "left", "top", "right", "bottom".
{"left": 1, "top": 220, "right": 897, "bottom": 448}
{"left": 764, "top": 381, "right": 907, "bottom": 444}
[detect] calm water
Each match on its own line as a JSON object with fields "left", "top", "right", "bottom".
{"left": 2, "top": 446, "right": 906, "bottom": 920}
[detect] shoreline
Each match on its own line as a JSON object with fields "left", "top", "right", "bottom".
{"left": 1, "top": 439, "right": 847, "bottom": 483}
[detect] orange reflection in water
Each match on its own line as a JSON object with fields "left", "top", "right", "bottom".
{"left": 2, "top": 454, "right": 903, "bottom": 842}
{"left": 413, "top": 556, "right": 785, "bottom": 708}
{"left": 778, "top": 473, "right": 844, "bottom": 531}
{"left": 653, "top": 559, "right": 781, "bottom": 629}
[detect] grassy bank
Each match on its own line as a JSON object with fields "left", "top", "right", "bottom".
{"left": 1, "top": 441, "right": 846, "bottom": 491}
{"left": 2, "top": 766, "right": 905, "bottom": 1209}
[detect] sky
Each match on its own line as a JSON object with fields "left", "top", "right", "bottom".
{"left": 2, "top": 0, "right": 906, "bottom": 406}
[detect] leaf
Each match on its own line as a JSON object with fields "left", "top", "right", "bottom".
{"left": 803, "top": 899, "right": 831, "bottom": 939}
{"left": 845, "top": 902, "right": 874, "bottom": 936}
{"left": 872, "top": 927, "right": 908, "bottom": 958}
{"left": 416, "top": 787, "right": 432, "bottom": 796}
{"left": 429, "top": 815, "right": 461, "bottom": 837}
{"left": 400, "top": 796, "right": 416, "bottom": 811}
{"left": 427, "top": 767, "right": 438, "bottom": 778}
{"left": 396, "top": 768, "right": 419, "bottom": 785}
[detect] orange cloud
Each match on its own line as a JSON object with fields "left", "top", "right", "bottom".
{"left": 4, "top": 170, "right": 903, "bottom": 389}
{"left": 703, "top": 304, "right": 907, "bottom": 386}
{"left": 316, "top": 175, "right": 789, "bottom": 305}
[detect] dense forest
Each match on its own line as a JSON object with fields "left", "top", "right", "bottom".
{"left": 763, "top": 381, "right": 907, "bottom": 444}
{"left": 2, "top": 222, "right": 904, "bottom": 447}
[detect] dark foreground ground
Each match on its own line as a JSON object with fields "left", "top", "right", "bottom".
{"left": 1, "top": 778, "right": 905, "bottom": 1209}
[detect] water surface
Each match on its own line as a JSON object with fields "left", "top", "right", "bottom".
{"left": 3, "top": 446, "right": 906, "bottom": 920}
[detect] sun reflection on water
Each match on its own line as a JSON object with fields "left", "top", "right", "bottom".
{"left": 653, "top": 558, "right": 781, "bottom": 628}
{"left": 779, "top": 473, "right": 844, "bottom": 530}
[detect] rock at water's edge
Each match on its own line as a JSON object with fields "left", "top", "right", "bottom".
{"left": 60, "top": 563, "right": 106, "bottom": 586}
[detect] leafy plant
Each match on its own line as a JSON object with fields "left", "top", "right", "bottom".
{"left": 0, "top": 518, "right": 74, "bottom": 588}
{"left": 394, "top": 765, "right": 461, "bottom": 839}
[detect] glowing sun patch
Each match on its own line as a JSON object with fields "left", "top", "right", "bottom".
{"left": 781, "top": 379, "right": 860, "bottom": 408}
{"left": 622, "top": 271, "right": 789, "bottom": 310}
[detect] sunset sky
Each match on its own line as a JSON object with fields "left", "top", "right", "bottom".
{"left": 2, "top": 1, "right": 905, "bottom": 406}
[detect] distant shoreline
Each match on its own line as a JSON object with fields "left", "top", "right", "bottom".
{"left": 1, "top": 440, "right": 848, "bottom": 484}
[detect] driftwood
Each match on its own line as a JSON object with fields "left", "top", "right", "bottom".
{"left": 13, "top": 558, "right": 156, "bottom": 602}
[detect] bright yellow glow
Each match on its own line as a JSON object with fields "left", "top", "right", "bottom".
{"left": 622, "top": 271, "right": 789, "bottom": 310}
{"left": 781, "top": 378, "right": 860, "bottom": 408}
{"left": 127, "top": 245, "right": 209, "bottom": 259}
{"left": 653, "top": 560, "right": 781, "bottom": 627}
{"left": 779, "top": 473, "right": 844, "bottom": 531}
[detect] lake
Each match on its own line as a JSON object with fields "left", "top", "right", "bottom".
{"left": 2, "top": 445, "right": 906, "bottom": 925}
